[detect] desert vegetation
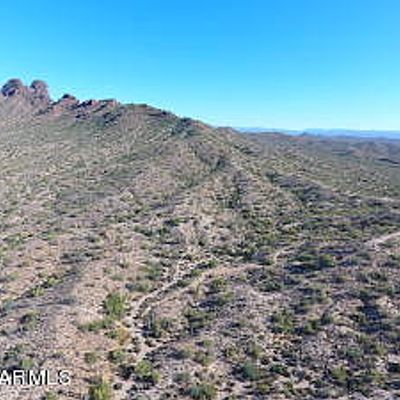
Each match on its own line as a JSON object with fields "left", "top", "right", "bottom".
{"left": 0, "top": 79, "right": 400, "bottom": 399}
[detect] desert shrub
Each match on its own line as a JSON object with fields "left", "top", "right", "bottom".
{"left": 174, "top": 371, "right": 191, "bottom": 384}
{"left": 185, "top": 308, "right": 214, "bottom": 334}
{"left": 245, "top": 341, "right": 263, "bottom": 360}
{"left": 241, "top": 361, "right": 261, "bottom": 381}
{"left": 84, "top": 352, "right": 99, "bottom": 365}
{"left": 79, "top": 318, "right": 113, "bottom": 333}
{"left": 292, "top": 251, "right": 335, "bottom": 273}
{"left": 208, "top": 277, "right": 227, "bottom": 293}
{"left": 20, "top": 311, "right": 40, "bottom": 331}
{"left": 43, "top": 393, "right": 58, "bottom": 400}
{"left": 193, "top": 350, "right": 214, "bottom": 366}
{"left": 144, "top": 314, "right": 173, "bottom": 338}
{"left": 43, "top": 275, "right": 62, "bottom": 288}
{"left": 108, "top": 349, "right": 127, "bottom": 364}
{"left": 186, "top": 382, "right": 217, "bottom": 400}
{"left": 298, "top": 318, "right": 321, "bottom": 335}
{"left": 270, "top": 363, "right": 290, "bottom": 377}
{"left": 134, "top": 360, "right": 160, "bottom": 384}
{"left": 125, "top": 280, "right": 152, "bottom": 293}
{"left": 106, "top": 326, "right": 130, "bottom": 345}
{"left": 20, "top": 357, "right": 35, "bottom": 370}
{"left": 144, "top": 263, "right": 163, "bottom": 281}
{"left": 103, "top": 293, "right": 128, "bottom": 320}
{"left": 28, "top": 286, "right": 45, "bottom": 297}
{"left": 0, "top": 272, "right": 19, "bottom": 283}
{"left": 271, "top": 310, "right": 295, "bottom": 334}
{"left": 320, "top": 311, "right": 334, "bottom": 325}
{"left": 173, "top": 347, "right": 193, "bottom": 360}
{"left": 317, "top": 254, "right": 335, "bottom": 269}
{"left": 330, "top": 366, "right": 349, "bottom": 386}
{"left": 88, "top": 379, "right": 112, "bottom": 400}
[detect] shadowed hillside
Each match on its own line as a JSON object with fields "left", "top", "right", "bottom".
{"left": 1, "top": 79, "right": 400, "bottom": 400}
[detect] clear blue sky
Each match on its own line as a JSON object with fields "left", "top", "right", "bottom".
{"left": 1, "top": 0, "right": 399, "bottom": 130}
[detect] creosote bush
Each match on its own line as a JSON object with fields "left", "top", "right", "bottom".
{"left": 88, "top": 378, "right": 113, "bottom": 400}
{"left": 103, "top": 292, "right": 128, "bottom": 320}
{"left": 186, "top": 382, "right": 217, "bottom": 400}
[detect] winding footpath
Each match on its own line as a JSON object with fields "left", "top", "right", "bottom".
{"left": 366, "top": 230, "right": 400, "bottom": 248}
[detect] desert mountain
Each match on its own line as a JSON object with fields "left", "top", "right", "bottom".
{"left": 0, "top": 79, "right": 50, "bottom": 120}
{"left": 0, "top": 79, "right": 400, "bottom": 400}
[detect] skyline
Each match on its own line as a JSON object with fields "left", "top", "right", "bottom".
{"left": 1, "top": 0, "right": 399, "bottom": 130}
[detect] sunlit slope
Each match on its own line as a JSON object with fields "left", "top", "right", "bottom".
{"left": 0, "top": 80, "right": 400, "bottom": 400}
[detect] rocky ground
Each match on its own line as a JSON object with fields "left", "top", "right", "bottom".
{"left": 0, "top": 79, "right": 400, "bottom": 400}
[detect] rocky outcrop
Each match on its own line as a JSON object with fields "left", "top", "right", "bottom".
{"left": 1, "top": 78, "right": 26, "bottom": 97}
{"left": 30, "top": 80, "right": 51, "bottom": 103}
{"left": 0, "top": 78, "right": 51, "bottom": 111}
{"left": 0, "top": 78, "right": 119, "bottom": 123}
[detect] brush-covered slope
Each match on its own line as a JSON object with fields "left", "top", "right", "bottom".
{"left": 1, "top": 80, "right": 400, "bottom": 400}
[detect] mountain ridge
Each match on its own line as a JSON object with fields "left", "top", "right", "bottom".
{"left": 1, "top": 78, "right": 400, "bottom": 400}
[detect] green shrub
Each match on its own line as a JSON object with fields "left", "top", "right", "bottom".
{"left": 208, "top": 277, "right": 227, "bottom": 293}
{"left": 330, "top": 366, "right": 349, "bottom": 386}
{"left": 84, "top": 352, "right": 99, "bottom": 365}
{"left": 134, "top": 360, "right": 160, "bottom": 384}
{"left": 271, "top": 310, "right": 294, "bottom": 334}
{"left": 88, "top": 379, "right": 112, "bottom": 400}
{"left": 246, "top": 341, "right": 263, "bottom": 360}
{"left": 43, "top": 393, "right": 58, "bottom": 400}
{"left": 20, "top": 311, "right": 40, "bottom": 331}
{"left": 320, "top": 311, "right": 334, "bottom": 325}
{"left": 317, "top": 254, "right": 335, "bottom": 269}
{"left": 186, "top": 382, "right": 217, "bottom": 400}
{"left": 144, "top": 263, "right": 163, "bottom": 281}
{"left": 298, "top": 318, "right": 321, "bottom": 335}
{"left": 185, "top": 308, "right": 214, "bottom": 334}
{"left": 270, "top": 363, "right": 289, "bottom": 377}
{"left": 79, "top": 318, "right": 113, "bottom": 333}
{"left": 193, "top": 350, "right": 213, "bottom": 366}
{"left": 29, "top": 286, "right": 45, "bottom": 298}
{"left": 108, "top": 349, "right": 127, "bottom": 364}
{"left": 241, "top": 361, "right": 261, "bottom": 381}
{"left": 174, "top": 371, "right": 192, "bottom": 384}
{"left": 20, "top": 357, "right": 35, "bottom": 370}
{"left": 103, "top": 293, "right": 128, "bottom": 320}
{"left": 44, "top": 275, "right": 62, "bottom": 288}
{"left": 144, "top": 315, "right": 173, "bottom": 338}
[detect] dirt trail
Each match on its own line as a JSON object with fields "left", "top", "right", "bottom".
{"left": 122, "top": 246, "right": 291, "bottom": 366}
{"left": 366, "top": 231, "right": 400, "bottom": 248}
{"left": 155, "top": 247, "right": 289, "bottom": 310}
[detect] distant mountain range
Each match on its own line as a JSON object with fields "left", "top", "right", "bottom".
{"left": 236, "top": 127, "right": 400, "bottom": 140}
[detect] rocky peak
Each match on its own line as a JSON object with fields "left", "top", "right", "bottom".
{"left": 0, "top": 78, "right": 119, "bottom": 121}
{"left": 1, "top": 78, "right": 25, "bottom": 97}
{"left": 58, "top": 93, "right": 79, "bottom": 107}
{"left": 1, "top": 78, "right": 51, "bottom": 107}
{"left": 30, "top": 80, "right": 50, "bottom": 101}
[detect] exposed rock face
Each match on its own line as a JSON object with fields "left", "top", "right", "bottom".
{"left": 0, "top": 78, "right": 51, "bottom": 108}
{"left": 1, "top": 78, "right": 25, "bottom": 97}
{"left": 30, "top": 80, "right": 50, "bottom": 102}
{"left": 0, "top": 78, "right": 119, "bottom": 123}
{"left": 57, "top": 94, "right": 80, "bottom": 108}
{"left": 47, "top": 93, "right": 80, "bottom": 116}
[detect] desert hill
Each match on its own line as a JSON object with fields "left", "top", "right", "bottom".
{"left": 0, "top": 79, "right": 400, "bottom": 400}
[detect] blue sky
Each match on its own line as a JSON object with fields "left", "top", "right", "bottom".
{"left": 1, "top": 0, "right": 399, "bottom": 130}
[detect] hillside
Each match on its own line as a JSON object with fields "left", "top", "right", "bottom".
{"left": 1, "top": 79, "right": 400, "bottom": 400}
